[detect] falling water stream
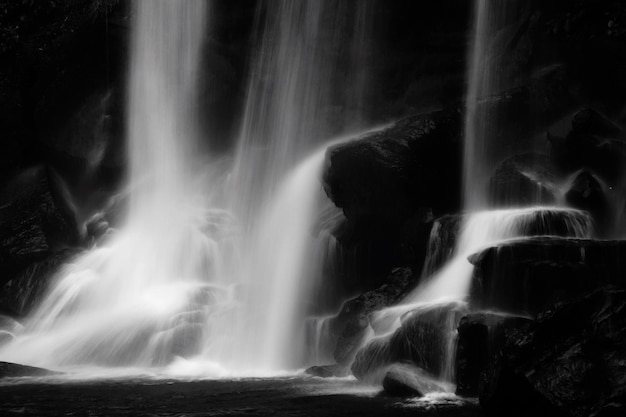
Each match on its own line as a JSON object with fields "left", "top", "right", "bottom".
{"left": 0, "top": 0, "right": 373, "bottom": 375}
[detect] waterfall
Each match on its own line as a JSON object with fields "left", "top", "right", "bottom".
{"left": 0, "top": 0, "right": 224, "bottom": 369}
{"left": 230, "top": 0, "right": 372, "bottom": 225}
{"left": 223, "top": 0, "right": 373, "bottom": 371}
{"left": 463, "top": 0, "right": 522, "bottom": 210}
{"left": 0, "top": 0, "right": 374, "bottom": 374}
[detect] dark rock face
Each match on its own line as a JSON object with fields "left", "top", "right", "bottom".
{"left": 550, "top": 108, "right": 626, "bottom": 186}
{"left": 351, "top": 300, "right": 467, "bottom": 383}
{"left": 323, "top": 109, "right": 462, "bottom": 223}
{"left": 330, "top": 267, "right": 416, "bottom": 365}
{"left": 571, "top": 108, "right": 621, "bottom": 139}
{"left": 0, "top": 167, "right": 79, "bottom": 276}
{"left": 0, "top": 361, "right": 58, "bottom": 378}
{"left": 480, "top": 288, "right": 626, "bottom": 417}
{"left": 420, "top": 214, "right": 464, "bottom": 278}
{"left": 489, "top": 153, "right": 558, "bottom": 207}
{"left": 304, "top": 364, "right": 350, "bottom": 378}
{"left": 0, "top": 166, "right": 80, "bottom": 316}
{"left": 455, "top": 312, "right": 532, "bottom": 397}
{"left": 469, "top": 237, "right": 626, "bottom": 316}
{"left": 565, "top": 170, "right": 610, "bottom": 235}
{"left": 382, "top": 363, "right": 446, "bottom": 397}
{"left": 0, "top": 248, "right": 79, "bottom": 317}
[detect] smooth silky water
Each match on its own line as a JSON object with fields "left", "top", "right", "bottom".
{"left": 0, "top": 0, "right": 374, "bottom": 379}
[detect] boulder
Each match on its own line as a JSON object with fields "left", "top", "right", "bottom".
{"left": 480, "top": 288, "right": 626, "bottom": 417}
{"left": 565, "top": 170, "right": 610, "bottom": 235}
{"left": 0, "top": 248, "right": 79, "bottom": 317}
{"left": 469, "top": 237, "right": 626, "bottom": 316}
{"left": 388, "top": 301, "right": 468, "bottom": 377}
{"left": 0, "top": 361, "right": 58, "bottom": 378}
{"left": 351, "top": 300, "right": 467, "bottom": 383}
{"left": 420, "top": 214, "right": 464, "bottom": 278}
{"left": 323, "top": 109, "right": 462, "bottom": 223}
{"left": 330, "top": 267, "right": 416, "bottom": 365}
{"left": 382, "top": 363, "right": 447, "bottom": 397}
{"left": 455, "top": 312, "right": 532, "bottom": 397}
{"left": 0, "top": 166, "right": 80, "bottom": 288}
{"left": 550, "top": 130, "right": 626, "bottom": 185}
{"left": 304, "top": 364, "right": 350, "bottom": 378}
{"left": 571, "top": 108, "right": 621, "bottom": 138}
{"left": 489, "top": 153, "right": 559, "bottom": 207}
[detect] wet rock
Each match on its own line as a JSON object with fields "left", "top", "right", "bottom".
{"left": 455, "top": 312, "right": 532, "bottom": 397}
{"left": 331, "top": 267, "right": 416, "bottom": 365}
{"left": 480, "top": 288, "right": 626, "bottom": 417}
{"left": 0, "top": 248, "right": 79, "bottom": 317}
{"left": 323, "top": 109, "right": 462, "bottom": 223}
{"left": 489, "top": 153, "right": 558, "bottom": 207}
{"left": 0, "top": 166, "right": 80, "bottom": 287}
{"left": 550, "top": 111, "right": 626, "bottom": 185}
{"left": 382, "top": 363, "right": 447, "bottom": 397}
{"left": 420, "top": 214, "right": 464, "bottom": 277}
{"left": 351, "top": 300, "right": 467, "bottom": 383}
{"left": 0, "top": 361, "right": 58, "bottom": 378}
{"left": 565, "top": 170, "right": 610, "bottom": 235}
{"left": 571, "top": 108, "right": 621, "bottom": 138}
{"left": 469, "top": 237, "right": 626, "bottom": 316}
{"left": 389, "top": 301, "right": 468, "bottom": 376}
{"left": 305, "top": 364, "right": 350, "bottom": 378}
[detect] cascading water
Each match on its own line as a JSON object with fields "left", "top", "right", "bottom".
{"left": 223, "top": 0, "right": 373, "bottom": 371}
{"left": 356, "top": 0, "right": 595, "bottom": 390}
{"left": 230, "top": 0, "right": 372, "bottom": 226}
{"left": 0, "top": 0, "right": 375, "bottom": 375}
{"left": 0, "top": 0, "right": 229, "bottom": 370}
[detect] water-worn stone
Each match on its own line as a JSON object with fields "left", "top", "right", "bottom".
{"left": 565, "top": 170, "right": 610, "bottom": 235}
{"left": 323, "top": 109, "right": 462, "bottom": 223}
{"left": 0, "top": 167, "right": 80, "bottom": 288}
{"left": 571, "top": 108, "right": 621, "bottom": 138}
{"left": 420, "top": 214, "right": 464, "bottom": 278}
{"left": 480, "top": 288, "right": 626, "bottom": 417}
{"left": 455, "top": 312, "right": 532, "bottom": 397}
{"left": 304, "top": 364, "right": 350, "bottom": 378}
{"left": 0, "top": 361, "right": 58, "bottom": 378}
{"left": 0, "top": 248, "right": 79, "bottom": 317}
{"left": 330, "top": 267, "right": 416, "bottom": 365}
{"left": 382, "top": 363, "right": 446, "bottom": 397}
{"left": 351, "top": 300, "right": 467, "bottom": 383}
{"left": 489, "top": 153, "right": 558, "bottom": 207}
{"left": 469, "top": 237, "right": 626, "bottom": 316}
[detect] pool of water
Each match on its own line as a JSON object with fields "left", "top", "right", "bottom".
{"left": 0, "top": 375, "right": 482, "bottom": 416}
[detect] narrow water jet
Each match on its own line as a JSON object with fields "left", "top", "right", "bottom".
{"left": 464, "top": 0, "right": 523, "bottom": 210}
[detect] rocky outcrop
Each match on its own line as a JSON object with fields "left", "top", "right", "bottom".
{"left": 489, "top": 153, "right": 559, "bottom": 207}
{"left": 469, "top": 237, "right": 626, "bottom": 316}
{"left": 420, "top": 214, "right": 464, "bottom": 278}
{"left": 329, "top": 267, "right": 416, "bottom": 365}
{"left": 323, "top": 109, "right": 462, "bottom": 223}
{"left": 0, "top": 248, "right": 79, "bottom": 317}
{"left": 550, "top": 108, "right": 626, "bottom": 186}
{"left": 382, "top": 363, "right": 447, "bottom": 397}
{"left": 0, "top": 166, "right": 80, "bottom": 316}
{"left": 455, "top": 312, "right": 532, "bottom": 397}
{"left": 351, "top": 300, "right": 467, "bottom": 383}
{"left": 480, "top": 288, "right": 626, "bottom": 417}
{"left": 565, "top": 170, "right": 610, "bottom": 235}
{"left": 0, "top": 361, "right": 58, "bottom": 378}
{"left": 304, "top": 364, "right": 350, "bottom": 378}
